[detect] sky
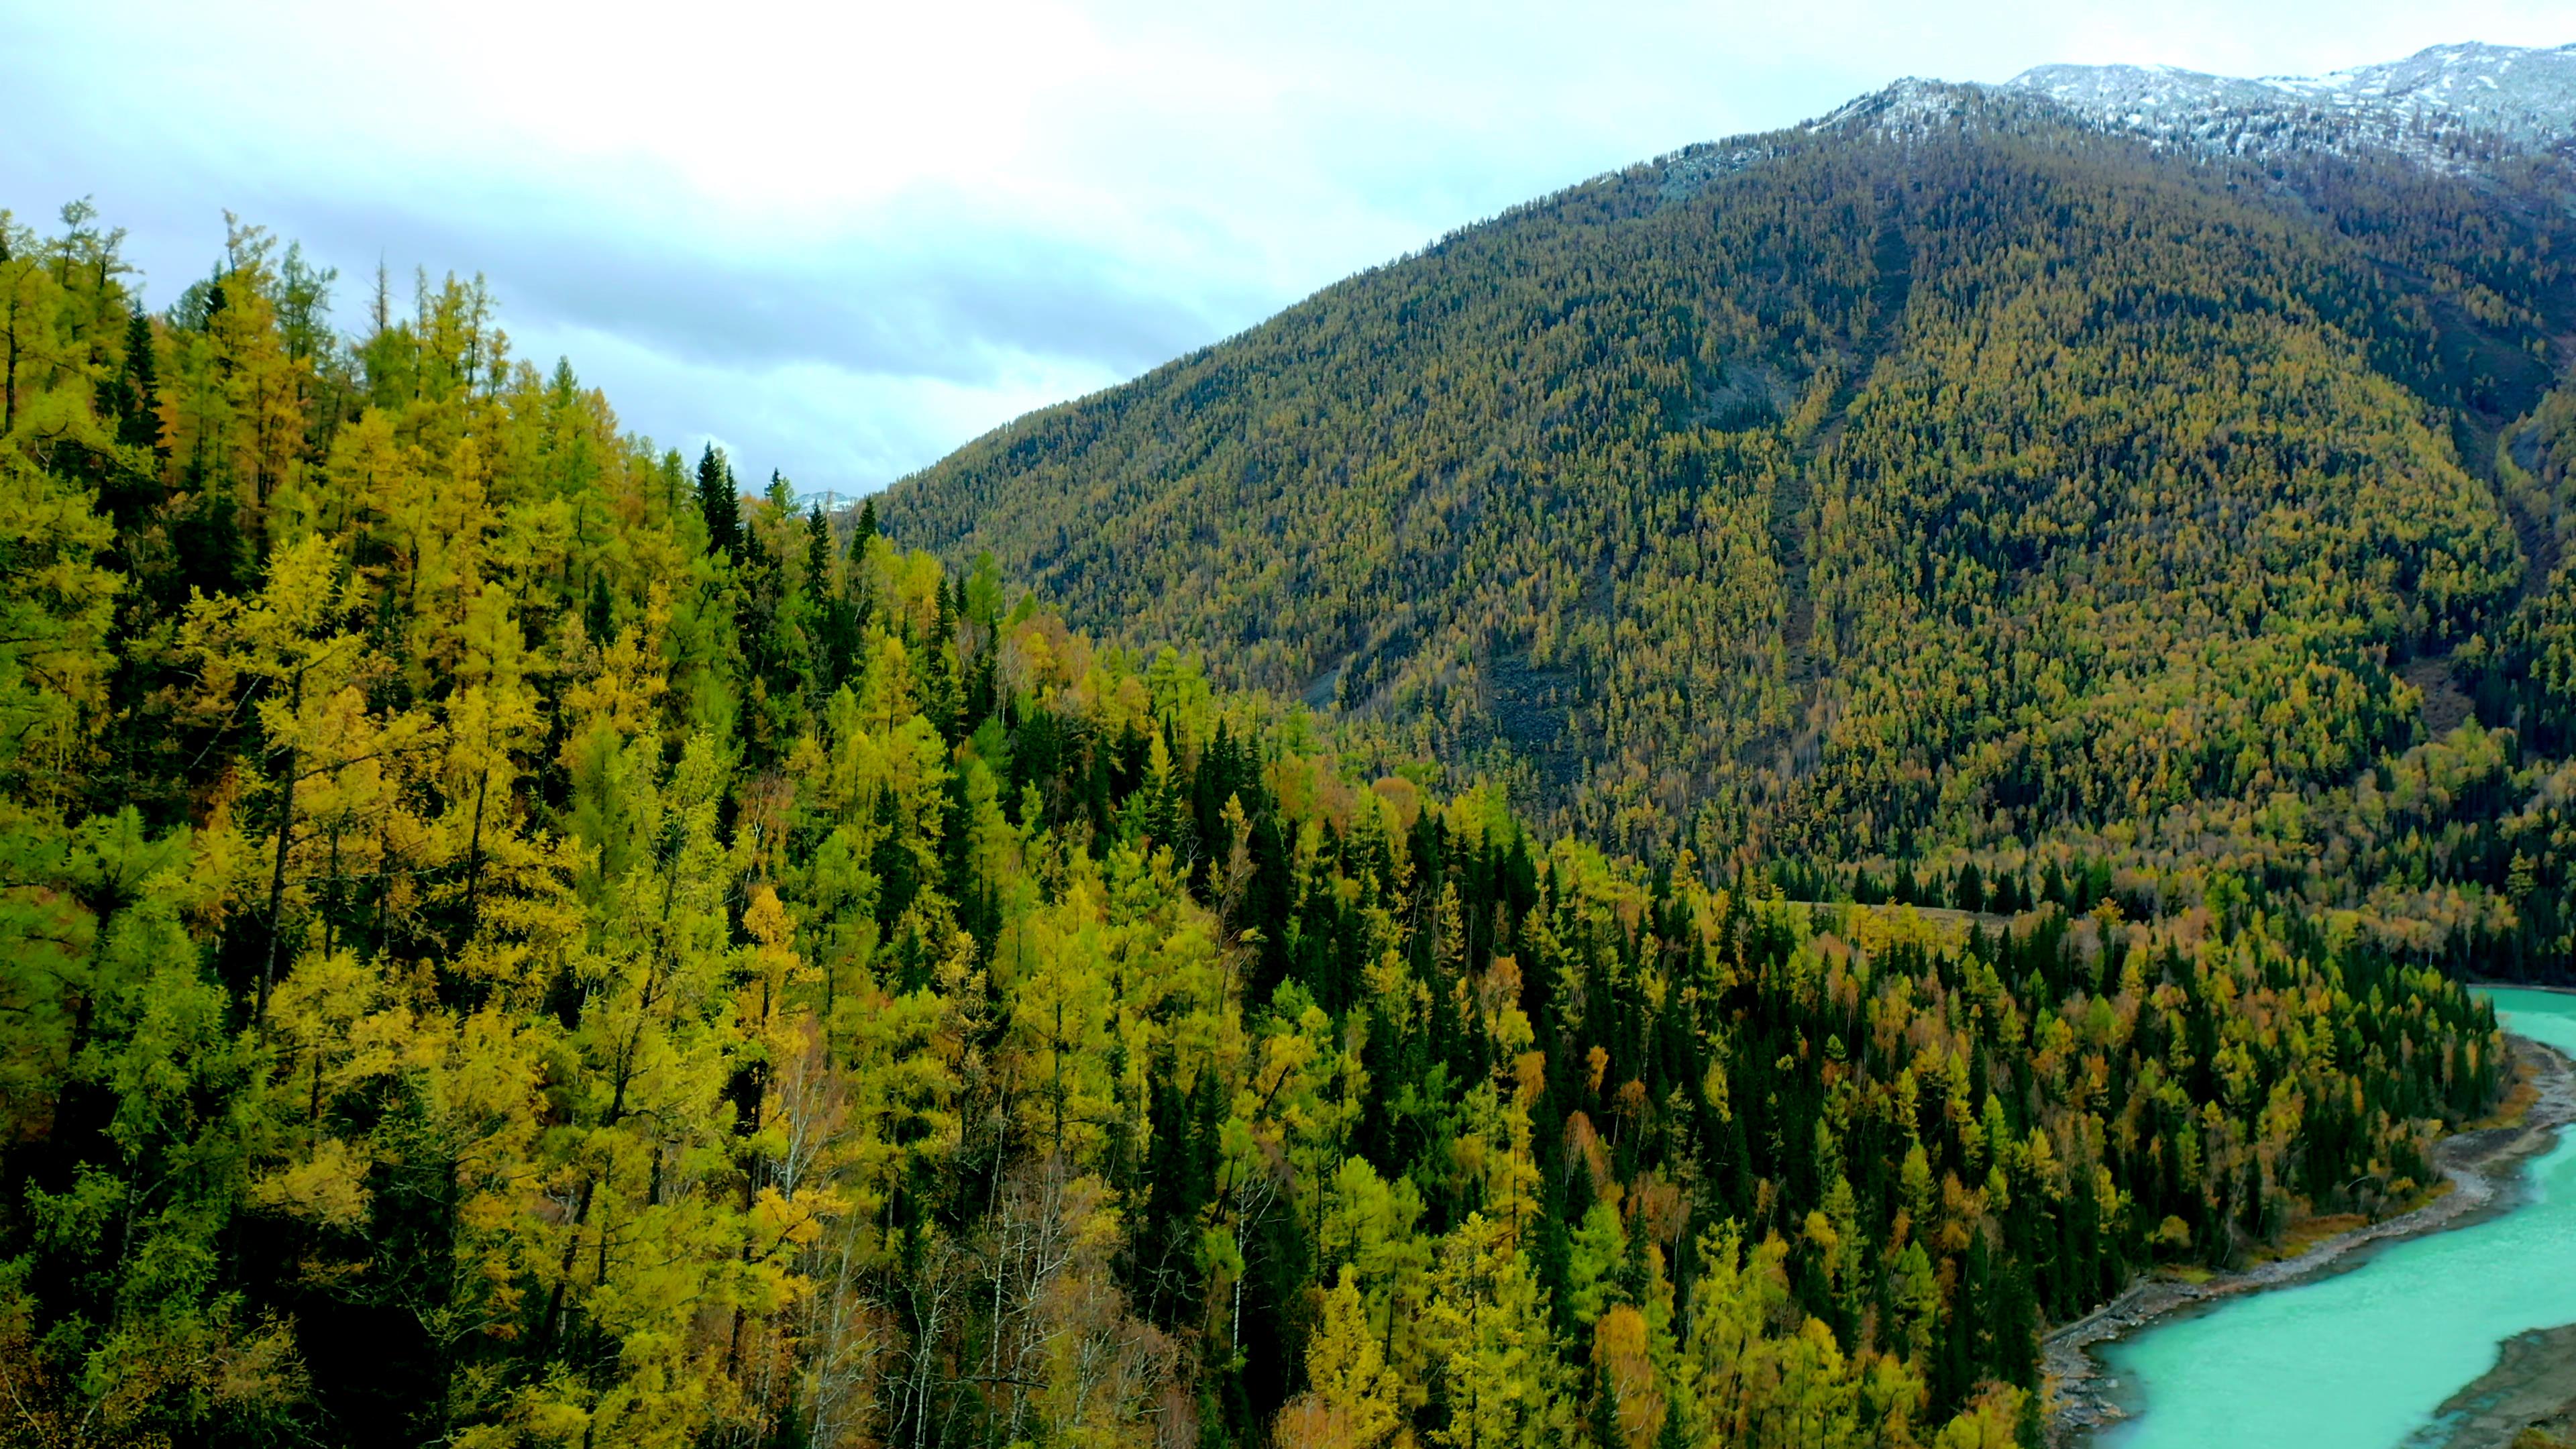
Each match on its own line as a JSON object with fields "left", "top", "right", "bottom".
{"left": 5, "top": 1, "right": 2571, "bottom": 499}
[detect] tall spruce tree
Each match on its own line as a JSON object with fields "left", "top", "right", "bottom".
{"left": 694, "top": 441, "right": 740, "bottom": 557}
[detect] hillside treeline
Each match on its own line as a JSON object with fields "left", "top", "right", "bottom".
{"left": 0, "top": 203, "right": 2504, "bottom": 1448}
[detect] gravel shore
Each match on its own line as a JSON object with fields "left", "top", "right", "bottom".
{"left": 2043, "top": 1034, "right": 2576, "bottom": 1446}
{"left": 2403, "top": 1323, "right": 2576, "bottom": 1449}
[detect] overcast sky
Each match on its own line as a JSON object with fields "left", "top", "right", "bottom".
{"left": 5, "top": 1, "right": 2569, "bottom": 497}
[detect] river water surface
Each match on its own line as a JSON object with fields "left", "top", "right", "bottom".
{"left": 2094, "top": 988, "right": 2576, "bottom": 1448}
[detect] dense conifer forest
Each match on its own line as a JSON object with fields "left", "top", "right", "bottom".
{"left": 0, "top": 189, "right": 2519, "bottom": 1449}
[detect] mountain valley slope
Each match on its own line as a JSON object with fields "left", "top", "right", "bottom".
{"left": 881, "top": 46, "right": 2576, "bottom": 975}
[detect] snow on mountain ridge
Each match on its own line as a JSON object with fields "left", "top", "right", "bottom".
{"left": 2008, "top": 42, "right": 2576, "bottom": 152}
{"left": 1650, "top": 44, "right": 2573, "bottom": 211}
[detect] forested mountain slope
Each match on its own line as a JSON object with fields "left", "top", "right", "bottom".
{"left": 877, "top": 66, "right": 2576, "bottom": 973}
{"left": 0, "top": 203, "right": 2507, "bottom": 1448}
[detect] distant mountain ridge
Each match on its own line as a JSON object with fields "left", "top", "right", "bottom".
{"left": 1794, "top": 43, "right": 2576, "bottom": 176}
{"left": 2010, "top": 42, "right": 2576, "bottom": 148}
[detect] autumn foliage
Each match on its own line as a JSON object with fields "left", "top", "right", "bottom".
{"left": 0, "top": 193, "right": 2511, "bottom": 1449}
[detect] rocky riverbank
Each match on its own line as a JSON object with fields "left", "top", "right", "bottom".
{"left": 2043, "top": 1034, "right": 2576, "bottom": 1446}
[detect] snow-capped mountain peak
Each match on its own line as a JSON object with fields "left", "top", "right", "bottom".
{"left": 2006, "top": 42, "right": 2576, "bottom": 156}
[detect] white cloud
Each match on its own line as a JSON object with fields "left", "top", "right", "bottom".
{"left": 514, "top": 314, "right": 1129, "bottom": 489}
{"left": 6, "top": 0, "right": 2568, "bottom": 492}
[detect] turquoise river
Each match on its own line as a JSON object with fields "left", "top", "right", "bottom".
{"left": 2095, "top": 987, "right": 2576, "bottom": 1448}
